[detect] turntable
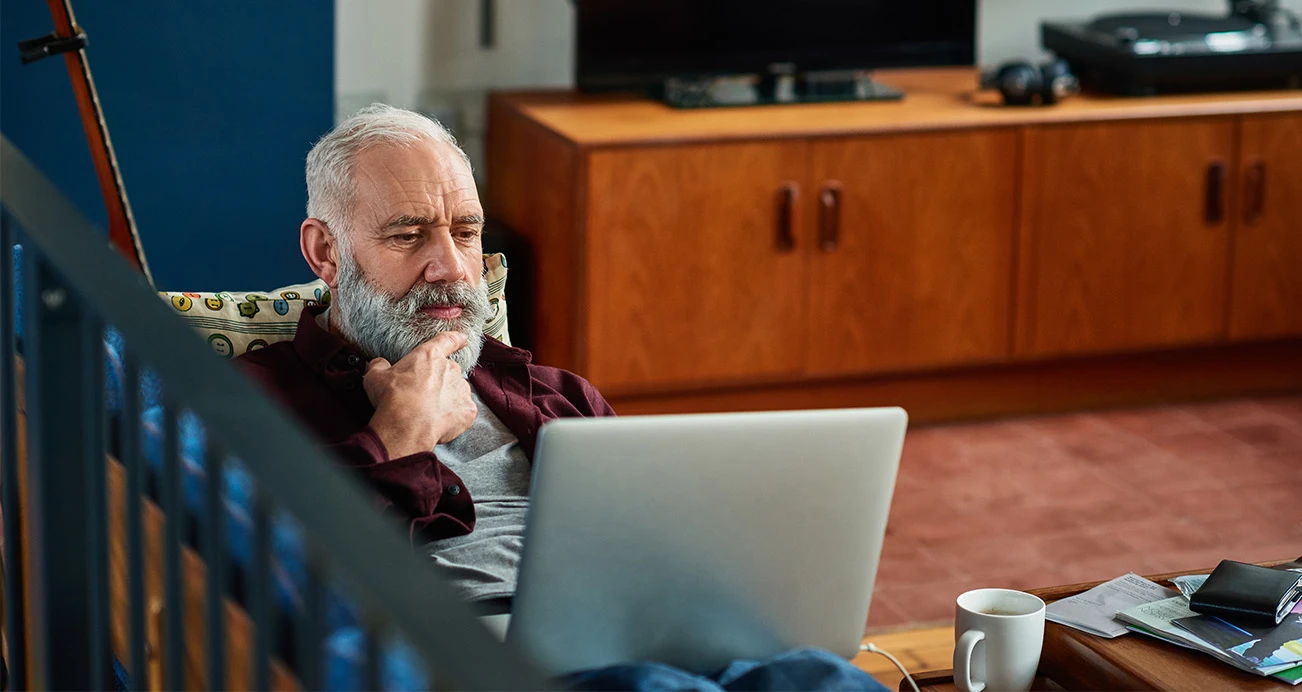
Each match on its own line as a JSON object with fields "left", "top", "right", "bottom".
{"left": 1042, "top": 1, "right": 1302, "bottom": 95}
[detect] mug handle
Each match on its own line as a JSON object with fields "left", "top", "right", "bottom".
{"left": 954, "top": 629, "right": 987, "bottom": 692}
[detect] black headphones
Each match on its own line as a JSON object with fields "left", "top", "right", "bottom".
{"left": 982, "top": 59, "right": 1080, "bottom": 106}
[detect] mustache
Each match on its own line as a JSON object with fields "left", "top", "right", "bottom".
{"left": 390, "top": 280, "right": 487, "bottom": 318}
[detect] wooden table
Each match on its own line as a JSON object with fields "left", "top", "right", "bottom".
{"left": 911, "top": 559, "right": 1302, "bottom": 691}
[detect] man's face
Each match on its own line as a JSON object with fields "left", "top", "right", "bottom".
{"left": 331, "top": 139, "right": 491, "bottom": 370}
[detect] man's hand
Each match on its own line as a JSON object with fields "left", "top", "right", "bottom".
{"left": 363, "top": 331, "right": 476, "bottom": 458}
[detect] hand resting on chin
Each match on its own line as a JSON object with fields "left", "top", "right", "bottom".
{"left": 363, "top": 330, "right": 476, "bottom": 457}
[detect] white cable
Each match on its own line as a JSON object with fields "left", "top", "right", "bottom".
{"left": 860, "top": 642, "right": 921, "bottom": 692}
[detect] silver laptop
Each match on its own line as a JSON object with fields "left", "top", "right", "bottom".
{"left": 505, "top": 407, "right": 907, "bottom": 675}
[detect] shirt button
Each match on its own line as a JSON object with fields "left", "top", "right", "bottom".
{"left": 446, "top": 484, "right": 461, "bottom": 496}
{"left": 347, "top": 355, "right": 361, "bottom": 367}
{"left": 342, "top": 381, "right": 356, "bottom": 391}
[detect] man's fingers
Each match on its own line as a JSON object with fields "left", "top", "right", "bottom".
{"left": 365, "top": 357, "right": 392, "bottom": 374}
{"left": 420, "top": 330, "right": 469, "bottom": 359}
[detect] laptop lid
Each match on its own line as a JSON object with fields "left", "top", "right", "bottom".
{"left": 508, "top": 407, "right": 907, "bottom": 675}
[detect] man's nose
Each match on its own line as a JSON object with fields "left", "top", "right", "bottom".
{"left": 421, "top": 231, "right": 471, "bottom": 284}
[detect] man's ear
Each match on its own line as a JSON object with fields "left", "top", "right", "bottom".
{"left": 301, "top": 218, "right": 340, "bottom": 288}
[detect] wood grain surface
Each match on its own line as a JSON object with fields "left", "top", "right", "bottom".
{"left": 7, "top": 355, "right": 298, "bottom": 690}
{"left": 1016, "top": 118, "right": 1236, "bottom": 357}
{"left": 1035, "top": 621, "right": 1291, "bottom": 691}
{"left": 607, "top": 339, "right": 1302, "bottom": 420}
{"left": 583, "top": 141, "right": 810, "bottom": 390}
{"left": 486, "top": 95, "right": 583, "bottom": 372}
{"left": 805, "top": 129, "right": 1018, "bottom": 376}
{"left": 487, "top": 79, "right": 1302, "bottom": 416}
{"left": 914, "top": 559, "right": 1302, "bottom": 692}
{"left": 1229, "top": 113, "right": 1302, "bottom": 341}
{"left": 2, "top": 357, "right": 33, "bottom": 682}
{"left": 105, "top": 458, "right": 300, "bottom": 691}
{"left": 494, "top": 69, "right": 1302, "bottom": 148}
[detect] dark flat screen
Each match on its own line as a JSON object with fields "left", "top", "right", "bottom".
{"left": 576, "top": 0, "right": 977, "bottom": 91}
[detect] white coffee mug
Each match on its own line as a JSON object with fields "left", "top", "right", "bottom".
{"left": 953, "top": 588, "right": 1045, "bottom": 692}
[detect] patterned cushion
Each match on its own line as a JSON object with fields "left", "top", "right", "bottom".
{"left": 159, "top": 253, "right": 510, "bottom": 359}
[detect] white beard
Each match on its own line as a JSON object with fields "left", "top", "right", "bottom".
{"left": 332, "top": 250, "right": 490, "bottom": 374}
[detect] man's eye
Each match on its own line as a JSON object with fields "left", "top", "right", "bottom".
{"left": 393, "top": 233, "right": 420, "bottom": 243}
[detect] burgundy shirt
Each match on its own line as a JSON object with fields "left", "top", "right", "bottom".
{"left": 238, "top": 305, "right": 615, "bottom": 543}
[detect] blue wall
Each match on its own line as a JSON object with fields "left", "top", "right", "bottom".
{"left": 1, "top": 1, "right": 334, "bottom": 291}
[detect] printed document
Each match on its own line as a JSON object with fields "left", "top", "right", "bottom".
{"left": 1046, "top": 573, "right": 1177, "bottom": 638}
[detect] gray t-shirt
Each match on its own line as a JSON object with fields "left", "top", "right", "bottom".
{"left": 422, "top": 389, "right": 531, "bottom": 602}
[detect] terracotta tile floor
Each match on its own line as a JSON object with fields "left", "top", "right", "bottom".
{"left": 866, "top": 395, "right": 1302, "bottom": 633}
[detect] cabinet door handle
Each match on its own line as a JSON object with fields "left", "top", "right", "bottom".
{"left": 818, "top": 182, "right": 842, "bottom": 252}
{"left": 1205, "top": 161, "right": 1226, "bottom": 225}
{"left": 1244, "top": 160, "right": 1266, "bottom": 225}
{"left": 776, "top": 182, "right": 798, "bottom": 252}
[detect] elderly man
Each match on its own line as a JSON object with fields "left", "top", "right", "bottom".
{"left": 239, "top": 103, "right": 613, "bottom": 614}
{"left": 240, "top": 105, "right": 888, "bottom": 692}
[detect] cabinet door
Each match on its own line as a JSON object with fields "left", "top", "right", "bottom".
{"left": 806, "top": 130, "right": 1018, "bottom": 376}
{"left": 1017, "top": 120, "right": 1235, "bottom": 357}
{"left": 584, "top": 142, "right": 809, "bottom": 391}
{"left": 1229, "top": 114, "right": 1302, "bottom": 340}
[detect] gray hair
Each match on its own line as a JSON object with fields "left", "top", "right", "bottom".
{"left": 305, "top": 103, "right": 470, "bottom": 250}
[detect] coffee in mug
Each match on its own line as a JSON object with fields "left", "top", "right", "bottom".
{"left": 953, "top": 588, "right": 1045, "bottom": 692}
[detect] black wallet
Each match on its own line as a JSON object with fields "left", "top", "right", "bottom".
{"left": 1190, "top": 559, "right": 1302, "bottom": 626}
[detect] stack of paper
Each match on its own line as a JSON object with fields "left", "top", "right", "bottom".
{"left": 1116, "top": 597, "right": 1302, "bottom": 685}
{"left": 1046, "top": 573, "right": 1176, "bottom": 638}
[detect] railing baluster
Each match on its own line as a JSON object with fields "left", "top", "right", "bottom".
{"left": 84, "top": 318, "right": 109, "bottom": 687}
{"left": 299, "top": 557, "right": 326, "bottom": 691}
{"left": 122, "top": 355, "right": 147, "bottom": 687}
{"left": 161, "top": 401, "right": 184, "bottom": 691}
{"left": 22, "top": 249, "right": 99, "bottom": 689}
{"left": 364, "top": 621, "right": 383, "bottom": 692}
{"left": 251, "top": 490, "right": 273, "bottom": 691}
{"left": 204, "top": 437, "right": 226, "bottom": 690}
{"left": 1, "top": 213, "right": 27, "bottom": 691}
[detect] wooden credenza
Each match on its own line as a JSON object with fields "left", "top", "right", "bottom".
{"left": 486, "top": 69, "right": 1302, "bottom": 420}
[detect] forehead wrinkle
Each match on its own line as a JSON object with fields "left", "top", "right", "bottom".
{"left": 351, "top": 144, "right": 481, "bottom": 236}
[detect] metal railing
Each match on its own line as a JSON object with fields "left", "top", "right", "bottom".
{"left": 0, "top": 135, "right": 549, "bottom": 690}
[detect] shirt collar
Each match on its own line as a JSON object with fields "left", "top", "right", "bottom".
{"left": 292, "top": 304, "right": 532, "bottom": 372}
{"left": 292, "top": 305, "right": 359, "bottom": 374}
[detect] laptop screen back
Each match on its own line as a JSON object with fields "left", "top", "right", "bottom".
{"left": 508, "top": 407, "right": 907, "bottom": 675}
